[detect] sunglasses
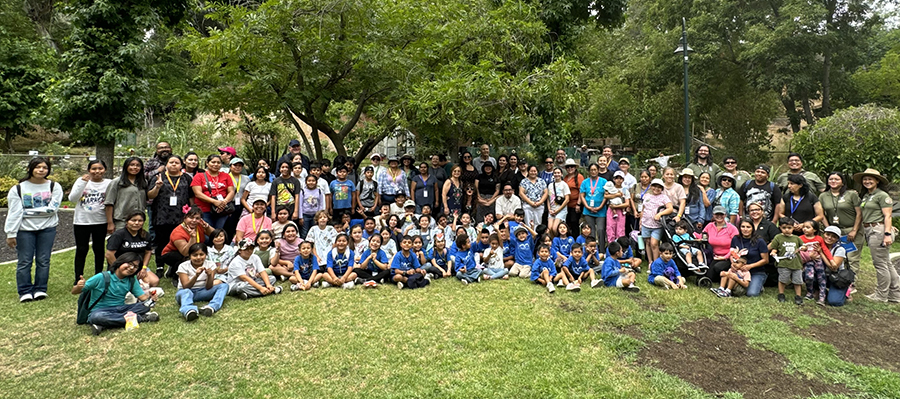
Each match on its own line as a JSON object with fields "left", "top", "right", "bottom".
{"left": 545, "top": 161, "right": 553, "bottom": 164}
{"left": 725, "top": 161, "right": 737, "bottom": 164}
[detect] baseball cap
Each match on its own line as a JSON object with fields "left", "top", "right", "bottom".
{"left": 288, "top": 139, "right": 301, "bottom": 147}
{"left": 650, "top": 178, "right": 664, "bottom": 188}
{"left": 217, "top": 147, "right": 237, "bottom": 157}
{"left": 755, "top": 164, "right": 770, "bottom": 175}
{"left": 713, "top": 206, "right": 727, "bottom": 215}
{"left": 613, "top": 171, "right": 625, "bottom": 179}
{"left": 229, "top": 157, "right": 244, "bottom": 165}
{"left": 824, "top": 226, "right": 842, "bottom": 237}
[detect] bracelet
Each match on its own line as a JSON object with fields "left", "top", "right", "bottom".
{"left": 885, "top": 232, "right": 892, "bottom": 236}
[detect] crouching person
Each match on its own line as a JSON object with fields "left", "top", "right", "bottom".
{"left": 72, "top": 252, "right": 159, "bottom": 335}
{"left": 175, "top": 243, "right": 229, "bottom": 321}
{"left": 227, "top": 239, "right": 283, "bottom": 299}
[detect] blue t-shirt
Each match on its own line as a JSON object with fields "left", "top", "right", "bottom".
{"left": 513, "top": 236, "right": 534, "bottom": 265}
{"left": 362, "top": 229, "right": 380, "bottom": 240}
{"left": 293, "top": 255, "right": 320, "bottom": 280}
{"left": 605, "top": 246, "right": 634, "bottom": 260}
{"left": 390, "top": 250, "right": 420, "bottom": 272}
{"left": 552, "top": 236, "right": 574, "bottom": 259}
{"left": 427, "top": 247, "right": 450, "bottom": 269}
{"left": 530, "top": 258, "right": 556, "bottom": 281}
{"left": 360, "top": 248, "right": 388, "bottom": 272}
{"left": 648, "top": 257, "right": 680, "bottom": 284}
{"left": 326, "top": 249, "right": 355, "bottom": 275}
{"left": 580, "top": 177, "right": 608, "bottom": 217}
{"left": 451, "top": 248, "right": 476, "bottom": 272}
{"left": 471, "top": 239, "right": 490, "bottom": 256}
{"left": 564, "top": 255, "right": 590, "bottom": 275}
{"left": 576, "top": 235, "right": 589, "bottom": 245}
{"left": 329, "top": 179, "right": 356, "bottom": 210}
{"left": 502, "top": 239, "right": 514, "bottom": 259}
{"left": 601, "top": 256, "right": 622, "bottom": 286}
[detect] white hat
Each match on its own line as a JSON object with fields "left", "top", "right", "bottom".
{"left": 650, "top": 178, "right": 665, "bottom": 188}
{"left": 564, "top": 158, "right": 578, "bottom": 167}
{"left": 404, "top": 200, "right": 416, "bottom": 208}
{"left": 613, "top": 171, "right": 625, "bottom": 179}
{"left": 824, "top": 226, "right": 842, "bottom": 237}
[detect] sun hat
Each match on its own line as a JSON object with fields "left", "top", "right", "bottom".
{"left": 370, "top": 153, "right": 381, "bottom": 160}
{"left": 717, "top": 172, "right": 735, "bottom": 185}
{"left": 618, "top": 157, "right": 630, "bottom": 165}
{"left": 852, "top": 168, "right": 888, "bottom": 186}
{"left": 650, "top": 178, "right": 665, "bottom": 188}
{"left": 679, "top": 168, "right": 695, "bottom": 177}
{"left": 564, "top": 158, "right": 578, "bottom": 167}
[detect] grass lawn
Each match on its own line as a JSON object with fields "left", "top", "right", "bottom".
{"left": 1, "top": 247, "right": 899, "bottom": 398}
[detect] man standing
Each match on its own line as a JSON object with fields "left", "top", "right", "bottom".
{"left": 576, "top": 145, "right": 589, "bottom": 167}
{"left": 144, "top": 142, "right": 172, "bottom": 180}
{"left": 686, "top": 145, "right": 722, "bottom": 188}
{"left": 775, "top": 152, "right": 826, "bottom": 193}
{"left": 603, "top": 146, "right": 619, "bottom": 172}
{"left": 738, "top": 164, "right": 783, "bottom": 223}
{"left": 719, "top": 156, "right": 751, "bottom": 189}
{"left": 277, "top": 139, "right": 311, "bottom": 173}
{"left": 540, "top": 158, "right": 555, "bottom": 185}
{"left": 472, "top": 144, "right": 496, "bottom": 173}
{"left": 618, "top": 158, "right": 637, "bottom": 191}
{"left": 553, "top": 149, "right": 568, "bottom": 169}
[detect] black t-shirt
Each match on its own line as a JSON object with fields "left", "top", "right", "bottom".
{"left": 739, "top": 180, "right": 782, "bottom": 221}
{"left": 106, "top": 229, "right": 152, "bottom": 259}
{"left": 782, "top": 192, "right": 819, "bottom": 224}
{"left": 597, "top": 169, "right": 614, "bottom": 182}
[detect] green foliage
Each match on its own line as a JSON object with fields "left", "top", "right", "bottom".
{"left": 793, "top": 105, "right": 900, "bottom": 181}
{"left": 853, "top": 47, "right": 900, "bottom": 108}
{"left": 0, "top": 175, "right": 17, "bottom": 206}
{"left": 50, "top": 168, "right": 80, "bottom": 196}
{"left": 240, "top": 114, "right": 292, "bottom": 167}
{"left": 150, "top": 112, "right": 238, "bottom": 158}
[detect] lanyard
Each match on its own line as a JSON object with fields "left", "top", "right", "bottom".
{"left": 184, "top": 223, "right": 200, "bottom": 242}
{"left": 640, "top": 184, "right": 650, "bottom": 200}
{"left": 789, "top": 195, "right": 804, "bottom": 215}
{"left": 251, "top": 214, "right": 263, "bottom": 234}
{"left": 166, "top": 173, "right": 181, "bottom": 191}
{"left": 230, "top": 173, "right": 241, "bottom": 193}
{"left": 589, "top": 177, "right": 600, "bottom": 195}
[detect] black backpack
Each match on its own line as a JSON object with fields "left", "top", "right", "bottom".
{"left": 76, "top": 272, "right": 110, "bottom": 325}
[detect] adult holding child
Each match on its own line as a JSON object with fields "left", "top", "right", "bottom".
{"left": 853, "top": 169, "right": 900, "bottom": 303}
{"left": 729, "top": 218, "right": 770, "bottom": 297}
{"left": 820, "top": 172, "right": 863, "bottom": 281}
{"left": 70, "top": 159, "right": 112, "bottom": 286}
{"left": 5, "top": 157, "right": 64, "bottom": 303}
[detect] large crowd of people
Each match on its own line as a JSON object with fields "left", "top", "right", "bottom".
{"left": 4, "top": 141, "right": 898, "bottom": 335}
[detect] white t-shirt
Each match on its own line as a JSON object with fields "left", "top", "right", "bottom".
{"left": 176, "top": 260, "right": 216, "bottom": 289}
{"left": 226, "top": 254, "right": 266, "bottom": 284}
{"left": 548, "top": 180, "right": 571, "bottom": 207}
{"left": 245, "top": 181, "right": 271, "bottom": 206}
{"left": 70, "top": 178, "right": 112, "bottom": 225}
{"left": 306, "top": 225, "right": 337, "bottom": 266}
{"left": 482, "top": 247, "right": 504, "bottom": 270}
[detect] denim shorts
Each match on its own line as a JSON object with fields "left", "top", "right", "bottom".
{"left": 641, "top": 225, "right": 663, "bottom": 240}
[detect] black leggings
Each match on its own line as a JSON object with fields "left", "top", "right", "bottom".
{"left": 157, "top": 251, "right": 187, "bottom": 278}
{"left": 153, "top": 223, "right": 178, "bottom": 259}
{"left": 355, "top": 268, "right": 391, "bottom": 283}
{"left": 73, "top": 224, "right": 107, "bottom": 285}
{"left": 424, "top": 265, "right": 451, "bottom": 278}
{"left": 565, "top": 206, "right": 581, "bottom": 239}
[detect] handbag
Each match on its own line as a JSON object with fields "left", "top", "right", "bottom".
{"left": 553, "top": 182, "right": 565, "bottom": 205}
{"left": 826, "top": 266, "right": 855, "bottom": 289}
{"left": 204, "top": 173, "right": 235, "bottom": 215}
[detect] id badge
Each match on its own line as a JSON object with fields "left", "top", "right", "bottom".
{"left": 832, "top": 216, "right": 839, "bottom": 225}
{"left": 685, "top": 207, "right": 691, "bottom": 216}
{"left": 590, "top": 199, "right": 595, "bottom": 207}
{"left": 235, "top": 196, "right": 241, "bottom": 205}
{"left": 169, "top": 196, "right": 177, "bottom": 206}
{"left": 216, "top": 194, "right": 224, "bottom": 201}
{"left": 423, "top": 190, "right": 428, "bottom": 198}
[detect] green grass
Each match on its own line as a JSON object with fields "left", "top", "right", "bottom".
{"left": 1, "top": 247, "right": 898, "bottom": 398}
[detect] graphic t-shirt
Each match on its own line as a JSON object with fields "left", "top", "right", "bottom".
{"left": 770, "top": 233, "right": 803, "bottom": 270}
{"left": 329, "top": 179, "right": 356, "bottom": 210}
{"left": 226, "top": 254, "right": 266, "bottom": 284}
{"left": 70, "top": 179, "right": 111, "bottom": 225}
{"left": 270, "top": 176, "right": 300, "bottom": 207}
{"left": 106, "top": 229, "right": 151, "bottom": 259}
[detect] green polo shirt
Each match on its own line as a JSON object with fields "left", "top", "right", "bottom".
{"left": 860, "top": 189, "right": 892, "bottom": 224}
{"left": 820, "top": 190, "right": 860, "bottom": 228}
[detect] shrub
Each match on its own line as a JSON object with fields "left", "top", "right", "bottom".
{"left": 792, "top": 105, "right": 900, "bottom": 182}
{"left": 0, "top": 176, "right": 17, "bottom": 207}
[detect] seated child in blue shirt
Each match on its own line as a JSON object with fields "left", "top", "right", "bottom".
{"left": 560, "top": 243, "right": 601, "bottom": 290}
{"left": 289, "top": 241, "right": 321, "bottom": 291}
{"left": 453, "top": 234, "right": 482, "bottom": 285}
{"left": 391, "top": 235, "right": 428, "bottom": 290}
{"left": 672, "top": 220, "right": 706, "bottom": 271}
{"left": 647, "top": 242, "right": 686, "bottom": 289}
{"left": 530, "top": 244, "right": 564, "bottom": 293}
{"left": 601, "top": 241, "right": 640, "bottom": 292}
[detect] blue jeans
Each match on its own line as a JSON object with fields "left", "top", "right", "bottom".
{"left": 175, "top": 284, "right": 228, "bottom": 315}
{"left": 484, "top": 267, "right": 508, "bottom": 279}
{"left": 456, "top": 268, "right": 483, "bottom": 283}
{"left": 301, "top": 214, "right": 316, "bottom": 239}
{"left": 826, "top": 283, "right": 849, "bottom": 307}
{"left": 87, "top": 303, "right": 151, "bottom": 328}
{"left": 202, "top": 211, "right": 229, "bottom": 231}
{"left": 15, "top": 227, "right": 56, "bottom": 296}
{"left": 745, "top": 272, "right": 768, "bottom": 297}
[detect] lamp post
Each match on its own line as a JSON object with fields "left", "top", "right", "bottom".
{"left": 674, "top": 17, "right": 693, "bottom": 165}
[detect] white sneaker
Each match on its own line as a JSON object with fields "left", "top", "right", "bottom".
{"left": 477, "top": 276, "right": 482, "bottom": 283}
{"left": 321, "top": 281, "right": 332, "bottom": 288}
{"left": 426, "top": 273, "right": 434, "bottom": 280}
{"left": 590, "top": 279, "right": 601, "bottom": 289}
{"left": 624, "top": 284, "right": 641, "bottom": 293}
{"left": 461, "top": 279, "right": 469, "bottom": 285}
{"left": 557, "top": 280, "right": 565, "bottom": 287}
{"left": 148, "top": 287, "right": 165, "bottom": 298}
{"left": 547, "top": 282, "right": 556, "bottom": 293}
{"left": 33, "top": 292, "right": 47, "bottom": 301}
{"left": 19, "top": 293, "right": 33, "bottom": 303}
{"left": 342, "top": 282, "right": 355, "bottom": 290}
{"left": 565, "top": 283, "right": 576, "bottom": 291}
{"left": 397, "top": 282, "right": 404, "bottom": 290}
{"left": 687, "top": 263, "right": 698, "bottom": 271}
{"left": 290, "top": 283, "right": 300, "bottom": 291}
{"left": 273, "top": 286, "right": 283, "bottom": 294}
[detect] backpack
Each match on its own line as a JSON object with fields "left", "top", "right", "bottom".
{"left": 76, "top": 272, "right": 110, "bottom": 325}
{"left": 14, "top": 181, "right": 58, "bottom": 199}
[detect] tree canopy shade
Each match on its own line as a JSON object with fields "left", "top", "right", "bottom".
{"left": 179, "top": 0, "right": 570, "bottom": 163}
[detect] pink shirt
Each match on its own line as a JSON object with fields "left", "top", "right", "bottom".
{"left": 235, "top": 213, "right": 272, "bottom": 243}
{"left": 703, "top": 222, "right": 738, "bottom": 257}
{"left": 640, "top": 193, "right": 672, "bottom": 229}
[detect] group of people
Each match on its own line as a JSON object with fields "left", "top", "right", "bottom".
{"left": 4, "top": 140, "right": 898, "bottom": 335}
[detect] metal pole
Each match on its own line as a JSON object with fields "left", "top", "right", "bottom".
{"left": 682, "top": 17, "right": 691, "bottom": 166}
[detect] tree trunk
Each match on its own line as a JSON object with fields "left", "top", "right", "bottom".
{"left": 780, "top": 96, "right": 801, "bottom": 133}
{"left": 801, "top": 90, "right": 814, "bottom": 127}
{"left": 325, "top": 132, "right": 346, "bottom": 157}
{"left": 282, "top": 107, "right": 315, "bottom": 158}
{"left": 821, "top": 48, "right": 832, "bottom": 117}
{"left": 96, "top": 141, "right": 116, "bottom": 178}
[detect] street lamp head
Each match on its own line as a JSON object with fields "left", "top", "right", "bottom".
{"left": 673, "top": 44, "right": 694, "bottom": 55}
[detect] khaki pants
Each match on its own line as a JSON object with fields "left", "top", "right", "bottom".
{"left": 840, "top": 226, "right": 864, "bottom": 279}
{"left": 863, "top": 224, "right": 900, "bottom": 301}
{"left": 509, "top": 263, "right": 531, "bottom": 279}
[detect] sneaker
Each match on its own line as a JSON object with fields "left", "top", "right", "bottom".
{"left": 716, "top": 289, "right": 730, "bottom": 298}
{"left": 364, "top": 281, "right": 377, "bottom": 288}
{"left": 238, "top": 292, "right": 249, "bottom": 300}
{"left": 777, "top": 293, "right": 786, "bottom": 303}
{"left": 313, "top": 281, "right": 320, "bottom": 288}
{"left": 341, "top": 282, "right": 354, "bottom": 290}
{"left": 32, "top": 292, "right": 47, "bottom": 301}
{"left": 849, "top": 285, "right": 857, "bottom": 295}
{"left": 568, "top": 283, "right": 581, "bottom": 292}
{"left": 477, "top": 276, "right": 482, "bottom": 283}
{"left": 865, "top": 293, "right": 888, "bottom": 303}
{"left": 557, "top": 280, "right": 565, "bottom": 287}
{"left": 200, "top": 306, "right": 215, "bottom": 317}
{"left": 804, "top": 293, "right": 814, "bottom": 301}
{"left": 817, "top": 299, "right": 826, "bottom": 307}
{"left": 155, "top": 267, "right": 164, "bottom": 279}
{"left": 710, "top": 287, "right": 721, "bottom": 294}
{"left": 687, "top": 263, "right": 698, "bottom": 271}
{"left": 321, "top": 281, "right": 332, "bottom": 288}
{"left": 273, "top": 286, "right": 283, "bottom": 294}
{"left": 185, "top": 309, "right": 199, "bottom": 321}
{"left": 19, "top": 293, "right": 33, "bottom": 303}
{"left": 794, "top": 295, "right": 803, "bottom": 306}
{"left": 291, "top": 283, "right": 301, "bottom": 292}
{"left": 279, "top": 275, "right": 287, "bottom": 282}
{"left": 143, "top": 312, "right": 160, "bottom": 322}
{"left": 461, "top": 279, "right": 469, "bottom": 285}
{"left": 355, "top": 277, "right": 363, "bottom": 285}
{"left": 624, "top": 284, "right": 641, "bottom": 293}
{"left": 397, "top": 282, "right": 404, "bottom": 290}
{"left": 633, "top": 266, "right": 641, "bottom": 274}
{"left": 90, "top": 324, "right": 104, "bottom": 336}
{"left": 502, "top": 275, "right": 509, "bottom": 280}
{"left": 426, "top": 273, "right": 435, "bottom": 280}
{"left": 547, "top": 282, "right": 556, "bottom": 293}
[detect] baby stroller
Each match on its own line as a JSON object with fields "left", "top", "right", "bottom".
{"left": 659, "top": 211, "right": 712, "bottom": 287}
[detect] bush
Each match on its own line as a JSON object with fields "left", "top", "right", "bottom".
{"left": 792, "top": 105, "right": 900, "bottom": 182}
{"left": 51, "top": 169, "right": 81, "bottom": 197}
{"left": 0, "top": 176, "right": 17, "bottom": 207}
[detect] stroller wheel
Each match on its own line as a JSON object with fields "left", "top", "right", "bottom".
{"left": 697, "top": 277, "right": 712, "bottom": 288}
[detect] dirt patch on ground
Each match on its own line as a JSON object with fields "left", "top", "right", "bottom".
{"left": 799, "top": 309, "right": 900, "bottom": 373}
{"left": 641, "top": 319, "right": 848, "bottom": 399}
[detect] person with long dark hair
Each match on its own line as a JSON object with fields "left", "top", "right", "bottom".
{"left": 147, "top": 155, "right": 193, "bottom": 276}
{"left": 183, "top": 151, "right": 204, "bottom": 176}
{"left": 190, "top": 154, "right": 236, "bottom": 230}
{"left": 104, "top": 157, "right": 147, "bottom": 234}
{"left": 70, "top": 159, "right": 111, "bottom": 285}
{"left": 679, "top": 168, "right": 705, "bottom": 228}
{"left": 458, "top": 151, "right": 479, "bottom": 188}
{"left": 475, "top": 162, "right": 499, "bottom": 223}
{"left": 105, "top": 211, "right": 160, "bottom": 290}
{"left": 728, "top": 218, "right": 770, "bottom": 297}
{"left": 853, "top": 169, "right": 900, "bottom": 303}
{"left": 71, "top": 252, "right": 160, "bottom": 335}
{"left": 5, "top": 157, "right": 63, "bottom": 302}
{"left": 159, "top": 207, "right": 216, "bottom": 281}
{"left": 779, "top": 174, "right": 824, "bottom": 232}
{"left": 820, "top": 172, "right": 862, "bottom": 281}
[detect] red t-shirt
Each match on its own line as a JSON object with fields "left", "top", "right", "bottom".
{"left": 190, "top": 171, "right": 234, "bottom": 212}
{"left": 799, "top": 235, "right": 834, "bottom": 261}
{"left": 162, "top": 225, "right": 207, "bottom": 256}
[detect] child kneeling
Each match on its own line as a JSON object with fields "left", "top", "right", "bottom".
{"left": 648, "top": 243, "right": 686, "bottom": 289}
{"left": 226, "top": 239, "right": 283, "bottom": 299}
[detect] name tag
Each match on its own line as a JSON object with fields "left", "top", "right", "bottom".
{"left": 423, "top": 191, "right": 428, "bottom": 198}
{"left": 169, "top": 196, "right": 178, "bottom": 206}
{"left": 216, "top": 195, "right": 224, "bottom": 201}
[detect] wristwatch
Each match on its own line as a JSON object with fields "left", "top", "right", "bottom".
{"left": 884, "top": 232, "right": 892, "bottom": 236}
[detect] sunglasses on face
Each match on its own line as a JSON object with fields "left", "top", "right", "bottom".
{"left": 725, "top": 161, "right": 736, "bottom": 164}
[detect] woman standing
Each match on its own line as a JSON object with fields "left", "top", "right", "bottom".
{"left": 147, "top": 155, "right": 194, "bottom": 273}
{"left": 853, "top": 169, "right": 900, "bottom": 302}
{"left": 5, "top": 157, "right": 63, "bottom": 302}
{"left": 698, "top": 172, "right": 716, "bottom": 224}
{"left": 104, "top": 157, "right": 148, "bottom": 234}
{"left": 780, "top": 174, "right": 824, "bottom": 231}
{"left": 564, "top": 159, "right": 584, "bottom": 236}
{"left": 378, "top": 156, "right": 408, "bottom": 205}
{"left": 661, "top": 167, "right": 686, "bottom": 224}
{"left": 458, "top": 151, "right": 479, "bottom": 188}
{"left": 411, "top": 162, "right": 438, "bottom": 214}
{"left": 400, "top": 154, "right": 416, "bottom": 184}
{"left": 190, "top": 154, "right": 235, "bottom": 230}
{"left": 580, "top": 163, "right": 608, "bottom": 247}
{"left": 679, "top": 169, "right": 705, "bottom": 228}
{"left": 501, "top": 154, "right": 520, "bottom": 194}
{"left": 820, "top": 172, "right": 862, "bottom": 279}
{"left": 714, "top": 173, "right": 740, "bottom": 224}
{"left": 183, "top": 152, "right": 204, "bottom": 176}
{"left": 520, "top": 165, "right": 548, "bottom": 227}
{"left": 70, "top": 160, "right": 111, "bottom": 285}
{"left": 442, "top": 166, "right": 463, "bottom": 217}
{"left": 547, "top": 167, "right": 571, "bottom": 237}
{"left": 475, "top": 162, "right": 500, "bottom": 223}
{"left": 732, "top": 218, "right": 770, "bottom": 297}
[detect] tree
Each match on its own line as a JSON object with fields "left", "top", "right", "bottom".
{"left": 47, "top": 0, "right": 185, "bottom": 170}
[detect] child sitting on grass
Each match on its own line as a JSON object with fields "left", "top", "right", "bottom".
{"left": 289, "top": 241, "right": 321, "bottom": 291}
{"left": 585, "top": 236, "right": 604, "bottom": 274}
{"left": 323, "top": 233, "right": 357, "bottom": 289}
{"left": 175, "top": 243, "right": 229, "bottom": 321}
{"left": 601, "top": 241, "right": 640, "bottom": 292}
{"left": 481, "top": 233, "right": 509, "bottom": 280}
{"left": 226, "top": 239, "right": 282, "bottom": 300}
{"left": 712, "top": 255, "right": 749, "bottom": 297}
{"left": 647, "top": 242, "right": 686, "bottom": 289}
{"left": 355, "top": 234, "right": 391, "bottom": 288}
{"left": 769, "top": 218, "right": 804, "bottom": 305}
{"left": 391, "top": 235, "right": 428, "bottom": 289}
{"left": 453, "top": 234, "right": 482, "bottom": 285}
{"left": 531, "top": 244, "right": 564, "bottom": 293}
{"left": 561, "top": 243, "right": 601, "bottom": 289}
{"left": 425, "top": 234, "right": 453, "bottom": 279}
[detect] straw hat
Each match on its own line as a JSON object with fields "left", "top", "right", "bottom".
{"left": 679, "top": 168, "right": 695, "bottom": 177}
{"left": 564, "top": 158, "right": 578, "bottom": 167}
{"left": 853, "top": 168, "right": 888, "bottom": 186}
